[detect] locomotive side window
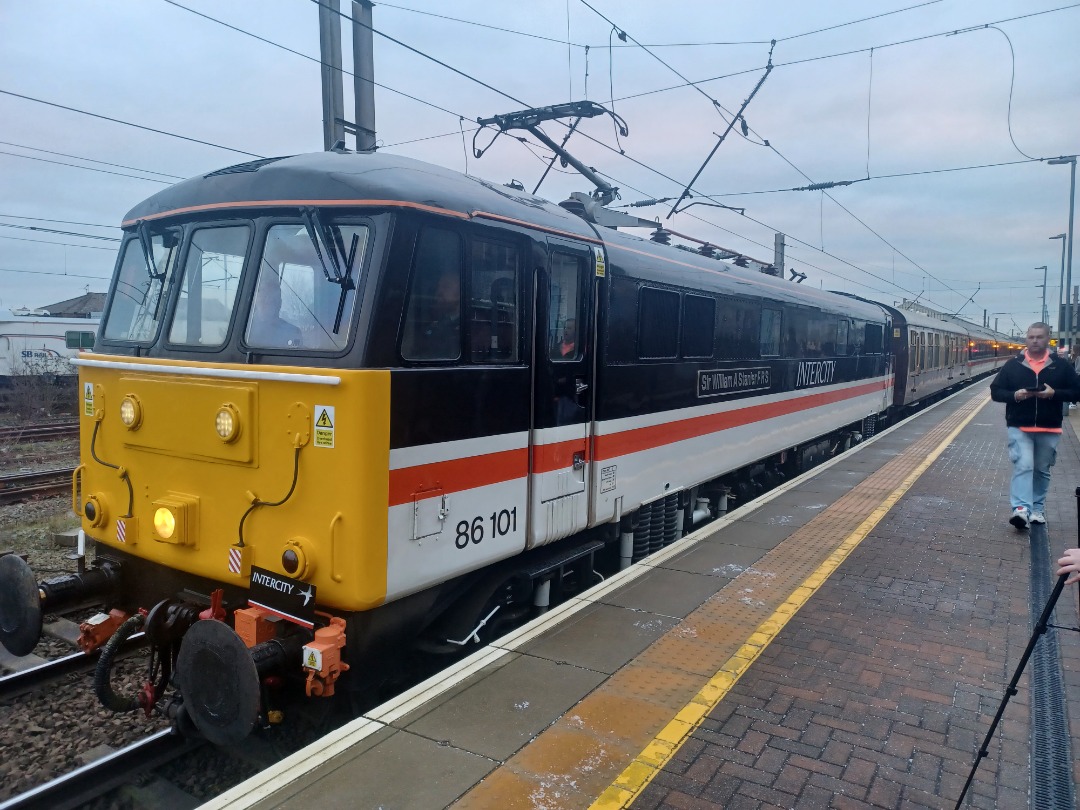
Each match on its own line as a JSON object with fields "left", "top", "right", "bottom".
{"left": 836, "top": 320, "right": 850, "bottom": 356}
{"left": 759, "top": 307, "right": 782, "bottom": 357}
{"left": 401, "top": 227, "right": 463, "bottom": 361}
{"left": 638, "top": 287, "right": 680, "bottom": 359}
{"left": 247, "top": 223, "right": 368, "bottom": 351}
{"left": 863, "top": 322, "right": 884, "bottom": 355}
{"left": 102, "top": 228, "right": 180, "bottom": 343}
{"left": 549, "top": 253, "right": 584, "bottom": 361}
{"left": 169, "top": 225, "right": 248, "bottom": 347}
{"left": 681, "top": 295, "right": 715, "bottom": 359}
{"left": 470, "top": 239, "right": 520, "bottom": 363}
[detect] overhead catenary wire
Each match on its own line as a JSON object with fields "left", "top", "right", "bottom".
{"left": 375, "top": 0, "right": 944, "bottom": 49}
{"left": 601, "top": 3, "right": 1080, "bottom": 107}
{"left": 162, "top": 0, "right": 468, "bottom": 120}
{"left": 0, "top": 234, "right": 117, "bottom": 251}
{"left": 6, "top": 2, "right": 1054, "bottom": 317}
{"left": 0, "top": 89, "right": 264, "bottom": 159}
{"left": 0, "top": 267, "right": 111, "bottom": 281}
{"left": 0, "top": 223, "right": 121, "bottom": 242}
{"left": 0, "top": 214, "right": 116, "bottom": 230}
{"left": 0, "top": 149, "right": 174, "bottom": 185}
{"left": 159, "top": 0, "right": 1050, "bottom": 309}
{"left": 568, "top": 0, "right": 966, "bottom": 297}
{"left": 0, "top": 140, "right": 186, "bottom": 180}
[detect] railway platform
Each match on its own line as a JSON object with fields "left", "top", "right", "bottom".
{"left": 202, "top": 380, "right": 1080, "bottom": 809}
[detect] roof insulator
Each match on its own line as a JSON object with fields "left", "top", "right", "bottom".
{"left": 651, "top": 228, "right": 671, "bottom": 245}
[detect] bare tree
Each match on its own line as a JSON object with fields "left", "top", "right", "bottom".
{"left": 4, "top": 352, "right": 75, "bottom": 420}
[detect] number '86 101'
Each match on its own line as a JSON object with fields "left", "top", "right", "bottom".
{"left": 455, "top": 508, "right": 517, "bottom": 549}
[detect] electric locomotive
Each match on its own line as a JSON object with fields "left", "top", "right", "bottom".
{"left": 0, "top": 149, "right": 1010, "bottom": 744}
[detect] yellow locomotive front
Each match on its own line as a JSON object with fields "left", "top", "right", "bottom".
{"left": 0, "top": 186, "right": 418, "bottom": 743}
{"left": 75, "top": 354, "right": 391, "bottom": 612}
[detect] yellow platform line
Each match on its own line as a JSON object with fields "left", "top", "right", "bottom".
{"left": 589, "top": 392, "right": 991, "bottom": 810}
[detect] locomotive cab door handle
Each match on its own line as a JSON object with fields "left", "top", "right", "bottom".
{"left": 574, "top": 379, "right": 588, "bottom": 395}
{"left": 572, "top": 451, "right": 586, "bottom": 470}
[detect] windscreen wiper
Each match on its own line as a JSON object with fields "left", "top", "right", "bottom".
{"left": 301, "top": 207, "right": 343, "bottom": 284}
{"left": 302, "top": 207, "right": 358, "bottom": 334}
{"left": 136, "top": 220, "right": 165, "bottom": 281}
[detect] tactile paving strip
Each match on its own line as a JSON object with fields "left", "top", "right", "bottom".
{"left": 454, "top": 389, "right": 992, "bottom": 810}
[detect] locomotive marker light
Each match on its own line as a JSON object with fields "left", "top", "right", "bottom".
{"left": 83, "top": 494, "right": 108, "bottom": 528}
{"left": 281, "top": 538, "right": 314, "bottom": 578}
{"left": 119, "top": 394, "right": 142, "bottom": 429}
{"left": 215, "top": 403, "right": 241, "bottom": 442}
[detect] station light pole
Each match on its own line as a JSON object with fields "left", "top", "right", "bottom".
{"left": 1037, "top": 266, "right": 1048, "bottom": 324}
{"left": 1047, "top": 157, "right": 1076, "bottom": 349}
{"left": 1051, "top": 233, "right": 1066, "bottom": 341}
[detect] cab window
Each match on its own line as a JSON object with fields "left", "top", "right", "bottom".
{"left": 246, "top": 222, "right": 368, "bottom": 351}
{"left": 102, "top": 228, "right": 181, "bottom": 343}
{"left": 169, "top": 225, "right": 249, "bottom": 347}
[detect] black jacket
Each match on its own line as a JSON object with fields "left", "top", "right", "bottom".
{"left": 990, "top": 352, "right": 1080, "bottom": 429}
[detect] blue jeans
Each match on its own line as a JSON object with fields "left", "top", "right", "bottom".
{"left": 1007, "top": 427, "right": 1060, "bottom": 513}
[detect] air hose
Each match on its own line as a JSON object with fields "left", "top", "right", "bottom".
{"left": 93, "top": 613, "right": 145, "bottom": 712}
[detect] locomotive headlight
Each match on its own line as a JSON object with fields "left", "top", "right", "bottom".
{"left": 151, "top": 495, "right": 196, "bottom": 545}
{"left": 119, "top": 395, "right": 142, "bottom": 429}
{"left": 154, "top": 507, "right": 176, "bottom": 539}
{"left": 214, "top": 404, "right": 241, "bottom": 443}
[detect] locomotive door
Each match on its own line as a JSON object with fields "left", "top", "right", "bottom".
{"left": 527, "top": 240, "right": 596, "bottom": 548}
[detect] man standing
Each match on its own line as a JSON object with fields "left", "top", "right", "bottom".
{"left": 990, "top": 322, "right": 1080, "bottom": 529}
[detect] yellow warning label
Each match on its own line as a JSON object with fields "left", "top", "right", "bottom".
{"left": 314, "top": 405, "right": 335, "bottom": 448}
{"left": 83, "top": 382, "right": 94, "bottom": 417}
{"left": 306, "top": 651, "right": 317, "bottom": 669}
{"left": 594, "top": 247, "right": 606, "bottom": 278}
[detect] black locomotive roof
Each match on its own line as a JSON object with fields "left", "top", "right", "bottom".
{"left": 119, "top": 149, "right": 887, "bottom": 323}
{"left": 121, "top": 150, "right": 599, "bottom": 243}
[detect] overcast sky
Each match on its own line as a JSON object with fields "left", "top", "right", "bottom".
{"left": 1, "top": 0, "right": 1078, "bottom": 335}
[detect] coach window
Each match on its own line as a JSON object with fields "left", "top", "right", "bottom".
{"left": 759, "top": 307, "right": 782, "bottom": 357}
{"left": 401, "top": 227, "right": 463, "bottom": 361}
{"left": 681, "top": 294, "right": 715, "bottom": 358}
{"left": 638, "top": 287, "right": 680, "bottom": 359}
{"left": 470, "top": 239, "right": 520, "bottom": 363}
{"left": 549, "top": 253, "right": 584, "bottom": 361}
{"left": 717, "top": 300, "right": 758, "bottom": 359}
{"left": 836, "top": 320, "right": 849, "bottom": 356}
{"left": 65, "top": 331, "right": 95, "bottom": 349}
{"left": 169, "top": 226, "right": 248, "bottom": 347}
{"left": 247, "top": 222, "right": 368, "bottom": 352}
{"left": 102, "top": 228, "right": 180, "bottom": 343}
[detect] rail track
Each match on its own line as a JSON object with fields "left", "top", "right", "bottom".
{"left": 0, "top": 631, "right": 147, "bottom": 702}
{"left": 0, "top": 730, "right": 203, "bottom": 810}
{"left": 0, "top": 422, "right": 79, "bottom": 444}
{"left": 0, "top": 467, "right": 77, "bottom": 504}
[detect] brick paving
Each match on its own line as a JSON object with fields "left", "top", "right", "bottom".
{"left": 632, "top": 398, "right": 1080, "bottom": 809}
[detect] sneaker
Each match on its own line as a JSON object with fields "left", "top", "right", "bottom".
{"left": 1009, "top": 507, "right": 1031, "bottom": 529}
{"left": 1030, "top": 511, "right": 1046, "bottom": 524}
